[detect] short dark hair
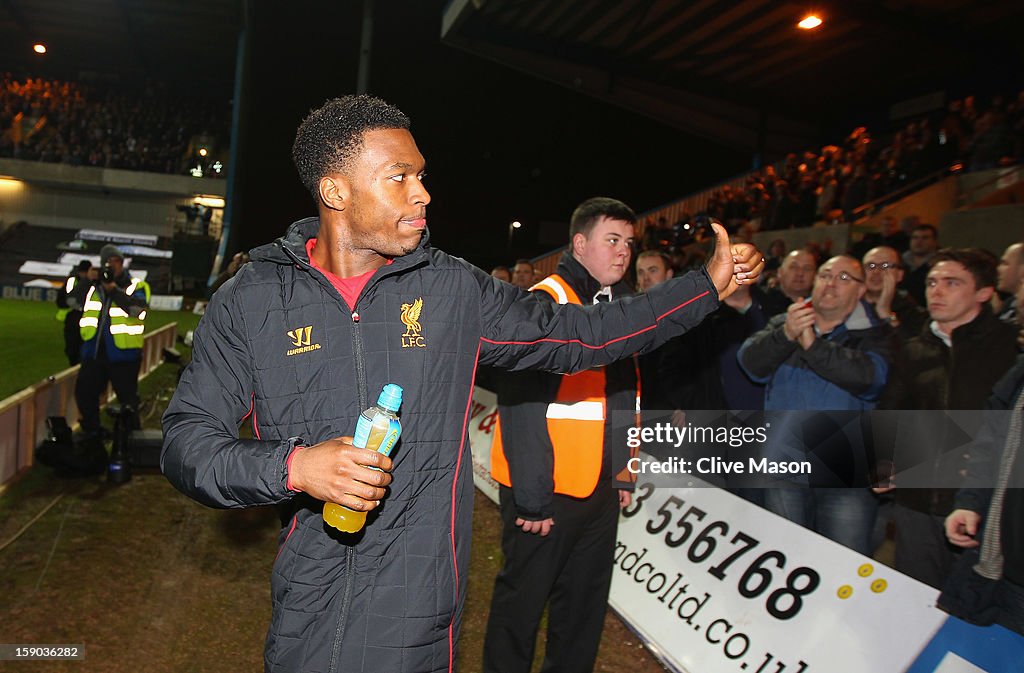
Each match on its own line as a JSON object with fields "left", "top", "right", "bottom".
{"left": 911, "top": 224, "right": 938, "bottom": 238}
{"left": 569, "top": 197, "right": 636, "bottom": 242}
{"left": 929, "top": 248, "right": 997, "bottom": 289}
{"left": 292, "top": 95, "right": 411, "bottom": 197}
{"left": 513, "top": 259, "right": 534, "bottom": 270}
{"left": 637, "top": 249, "right": 673, "bottom": 271}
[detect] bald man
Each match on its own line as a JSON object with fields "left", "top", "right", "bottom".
{"left": 996, "top": 242, "right": 1024, "bottom": 323}
{"left": 861, "top": 246, "right": 926, "bottom": 340}
{"left": 761, "top": 249, "right": 816, "bottom": 317}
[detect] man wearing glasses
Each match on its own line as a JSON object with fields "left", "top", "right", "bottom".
{"left": 739, "top": 255, "right": 897, "bottom": 555}
{"left": 861, "top": 246, "right": 926, "bottom": 340}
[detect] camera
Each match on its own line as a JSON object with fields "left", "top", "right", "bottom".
{"left": 101, "top": 263, "right": 116, "bottom": 283}
{"left": 668, "top": 215, "right": 717, "bottom": 252}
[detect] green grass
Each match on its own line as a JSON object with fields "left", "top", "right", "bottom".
{"left": 0, "top": 299, "right": 203, "bottom": 400}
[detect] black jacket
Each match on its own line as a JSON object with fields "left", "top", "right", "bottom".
{"left": 640, "top": 287, "right": 769, "bottom": 414}
{"left": 882, "top": 307, "right": 1019, "bottom": 514}
{"left": 494, "top": 252, "right": 637, "bottom": 519}
{"left": 955, "top": 356, "right": 1024, "bottom": 586}
{"left": 161, "top": 218, "right": 720, "bottom": 673}
{"left": 886, "top": 289, "right": 928, "bottom": 343}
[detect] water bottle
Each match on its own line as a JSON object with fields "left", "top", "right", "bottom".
{"left": 322, "top": 384, "right": 403, "bottom": 533}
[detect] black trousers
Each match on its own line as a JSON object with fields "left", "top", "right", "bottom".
{"left": 63, "top": 311, "right": 83, "bottom": 366}
{"left": 483, "top": 484, "right": 620, "bottom": 673}
{"left": 75, "top": 356, "right": 141, "bottom": 434}
{"left": 894, "top": 503, "right": 960, "bottom": 589}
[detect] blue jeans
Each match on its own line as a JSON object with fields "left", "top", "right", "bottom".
{"left": 764, "top": 487, "right": 879, "bottom": 556}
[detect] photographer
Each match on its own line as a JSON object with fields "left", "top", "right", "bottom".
{"left": 75, "top": 244, "right": 150, "bottom": 442}
{"left": 56, "top": 259, "right": 95, "bottom": 365}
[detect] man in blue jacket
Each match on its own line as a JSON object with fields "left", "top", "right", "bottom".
{"left": 739, "top": 255, "right": 896, "bottom": 555}
{"left": 161, "top": 95, "right": 764, "bottom": 673}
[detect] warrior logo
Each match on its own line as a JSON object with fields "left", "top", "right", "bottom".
{"left": 286, "top": 326, "right": 321, "bottom": 356}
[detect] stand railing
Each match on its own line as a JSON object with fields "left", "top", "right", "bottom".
{"left": 0, "top": 322, "right": 177, "bottom": 487}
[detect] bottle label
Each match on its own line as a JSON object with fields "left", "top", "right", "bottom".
{"left": 352, "top": 411, "right": 374, "bottom": 448}
{"left": 378, "top": 419, "right": 401, "bottom": 457}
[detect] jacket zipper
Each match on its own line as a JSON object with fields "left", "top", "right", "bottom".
{"left": 329, "top": 309, "right": 366, "bottom": 673}
{"left": 329, "top": 546, "right": 356, "bottom": 673}
{"left": 280, "top": 240, "right": 429, "bottom": 671}
{"left": 351, "top": 310, "right": 368, "bottom": 410}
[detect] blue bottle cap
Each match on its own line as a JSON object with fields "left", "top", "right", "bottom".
{"left": 377, "top": 384, "right": 403, "bottom": 412}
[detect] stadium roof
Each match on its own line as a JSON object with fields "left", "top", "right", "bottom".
{"left": 0, "top": 0, "right": 242, "bottom": 92}
{"left": 442, "top": 0, "right": 1024, "bottom": 155}
{"left": 3, "top": 0, "right": 1021, "bottom": 153}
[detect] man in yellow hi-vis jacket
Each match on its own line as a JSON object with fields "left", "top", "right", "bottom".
{"left": 75, "top": 244, "right": 150, "bottom": 437}
{"left": 56, "top": 259, "right": 95, "bottom": 365}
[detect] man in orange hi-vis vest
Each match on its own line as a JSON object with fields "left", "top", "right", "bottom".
{"left": 484, "top": 197, "right": 642, "bottom": 673}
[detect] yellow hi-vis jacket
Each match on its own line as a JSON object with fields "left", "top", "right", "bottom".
{"left": 490, "top": 273, "right": 607, "bottom": 498}
{"left": 79, "top": 278, "right": 151, "bottom": 350}
{"left": 55, "top": 275, "right": 82, "bottom": 322}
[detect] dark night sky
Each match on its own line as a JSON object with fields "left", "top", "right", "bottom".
{"left": 233, "top": 1, "right": 748, "bottom": 270}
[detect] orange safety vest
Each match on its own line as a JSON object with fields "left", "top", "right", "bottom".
{"left": 490, "top": 274, "right": 607, "bottom": 498}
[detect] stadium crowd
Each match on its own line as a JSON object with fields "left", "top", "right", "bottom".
{"left": 639, "top": 92, "right": 1024, "bottom": 244}
{"left": 0, "top": 73, "right": 228, "bottom": 177}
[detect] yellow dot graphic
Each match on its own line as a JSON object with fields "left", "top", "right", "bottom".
{"left": 837, "top": 585, "right": 853, "bottom": 599}
{"left": 858, "top": 563, "right": 874, "bottom": 577}
{"left": 871, "top": 579, "right": 888, "bottom": 593}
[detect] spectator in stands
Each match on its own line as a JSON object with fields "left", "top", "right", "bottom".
{"left": 902, "top": 224, "right": 939, "bottom": 305}
{"left": 968, "top": 107, "right": 1014, "bottom": 172}
{"left": 635, "top": 249, "right": 673, "bottom": 292}
{"left": 635, "top": 250, "right": 691, "bottom": 417}
{"left": 841, "top": 164, "right": 871, "bottom": 221}
{"left": 0, "top": 74, "right": 228, "bottom": 177}
{"left": 862, "top": 246, "right": 926, "bottom": 341}
{"left": 881, "top": 215, "right": 910, "bottom": 253}
{"left": 768, "top": 180, "right": 797, "bottom": 230}
{"left": 942, "top": 357, "right": 1024, "bottom": 636}
{"left": 511, "top": 259, "right": 535, "bottom": 290}
{"left": 635, "top": 243, "right": 767, "bottom": 403}
{"left": 881, "top": 249, "right": 1017, "bottom": 587}
{"left": 75, "top": 245, "right": 150, "bottom": 442}
{"left": 996, "top": 242, "right": 1024, "bottom": 323}
{"left": 490, "top": 266, "right": 511, "bottom": 283}
{"left": 739, "top": 255, "right": 896, "bottom": 555}
{"left": 816, "top": 175, "right": 839, "bottom": 222}
{"left": 56, "top": 259, "right": 94, "bottom": 366}
{"left": 637, "top": 243, "right": 768, "bottom": 507}
{"left": 762, "top": 249, "right": 816, "bottom": 316}
{"left": 859, "top": 215, "right": 911, "bottom": 257}
{"left": 762, "top": 238, "right": 786, "bottom": 279}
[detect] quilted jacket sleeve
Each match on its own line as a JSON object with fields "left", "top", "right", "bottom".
{"left": 161, "top": 280, "right": 299, "bottom": 509}
{"left": 477, "top": 266, "right": 720, "bottom": 373}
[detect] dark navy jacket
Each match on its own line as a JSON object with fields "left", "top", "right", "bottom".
{"left": 161, "top": 217, "right": 720, "bottom": 673}
{"left": 738, "top": 300, "right": 895, "bottom": 411}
